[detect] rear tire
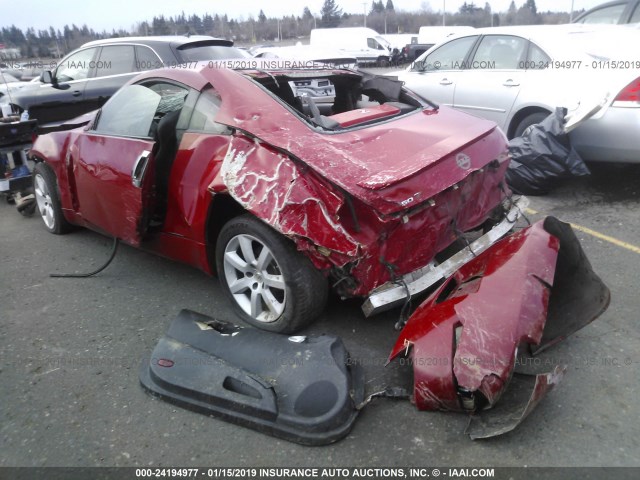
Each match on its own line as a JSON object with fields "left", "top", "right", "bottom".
{"left": 512, "top": 111, "right": 549, "bottom": 139}
{"left": 377, "top": 56, "right": 390, "bottom": 68}
{"left": 33, "top": 162, "right": 72, "bottom": 234}
{"left": 215, "top": 215, "right": 328, "bottom": 333}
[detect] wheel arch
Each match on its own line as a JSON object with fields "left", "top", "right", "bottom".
{"left": 204, "top": 193, "right": 247, "bottom": 273}
{"left": 30, "top": 131, "right": 77, "bottom": 213}
{"left": 507, "top": 106, "right": 552, "bottom": 140}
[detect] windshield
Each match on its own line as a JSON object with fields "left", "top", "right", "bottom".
{"left": 375, "top": 36, "right": 391, "bottom": 49}
{"left": 1, "top": 73, "right": 20, "bottom": 83}
{"left": 177, "top": 46, "right": 252, "bottom": 62}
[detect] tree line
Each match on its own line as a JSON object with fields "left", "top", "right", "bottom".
{"left": 1, "top": 0, "right": 579, "bottom": 59}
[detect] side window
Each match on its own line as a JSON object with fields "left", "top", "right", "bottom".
{"left": 94, "top": 85, "right": 161, "bottom": 137}
{"left": 94, "top": 82, "right": 188, "bottom": 137}
{"left": 367, "top": 38, "right": 378, "bottom": 49}
{"left": 373, "top": 37, "right": 387, "bottom": 50}
{"left": 55, "top": 48, "right": 97, "bottom": 82}
{"left": 526, "top": 42, "right": 551, "bottom": 69}
{"left": 188, "top": 88, "right": 231, "bottom": 135}
{"left": 95, "top": 45, "right": 136, "bottom": 77}
{"left": 577, "top": 4, "right": 626, "bottom": 23}
{"left": 471, "top": 35, "right": 528, "bottom": 69}
{"left": 413, "top": 36, "right": 477, "bottom": 71}
{"left": 148, "top": 83, "right": 189, "bottom": 114}
{"left": 630, "top": 4, "right": 640, "bottom": 23}
{"left": 135, "top": 45, "right": 163, "bottom": 71}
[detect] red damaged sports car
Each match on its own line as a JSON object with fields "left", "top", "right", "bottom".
{"left": 31, "top": 61, "right": 515, "bottom": 332}
{"left": 31, "top": 62, "right": 609, "bottom": 436}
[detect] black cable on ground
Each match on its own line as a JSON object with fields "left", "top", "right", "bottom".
{"left": 50, "top": 237, "right": 119, "bottom": 278}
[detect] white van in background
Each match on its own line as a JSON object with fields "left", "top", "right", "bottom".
{"left": 310, "top": 27, "right": 392, "bottom": 65}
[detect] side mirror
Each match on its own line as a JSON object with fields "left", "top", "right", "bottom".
{"left": 41, "top": 70, "right": 54, "bottom": 84}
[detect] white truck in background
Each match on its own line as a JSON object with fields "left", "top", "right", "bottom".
{"left": 381, "top": 34, "right": 418, "bottom": 51}
{"left": 309, "top": 27, "right": 392, "bottom": 66}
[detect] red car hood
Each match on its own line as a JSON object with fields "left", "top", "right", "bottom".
{"left": 208, "top": 68, "right": 505, "bottom": 216}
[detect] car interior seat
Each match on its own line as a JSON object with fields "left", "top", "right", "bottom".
{"left": 489, "top": 44, "right": 516, "bottom": 69}
{"left": 153, "top": 109, "right": 181, "bottom": 221}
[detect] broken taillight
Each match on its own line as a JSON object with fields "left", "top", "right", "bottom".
{"left": 614, "top": 77, "right": 640, "bottom": 105}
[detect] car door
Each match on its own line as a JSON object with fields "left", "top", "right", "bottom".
{"left": 27, "top": 47, "right": 98, "bottom": 124}
{"left": 452, "top": 35, "right": 528, "bottom": 129}
{"left": 399, "top": 35, "right": 479, "bottom": 107}
{"left": 73, "top": 81, "right": 188, "bottom": 246}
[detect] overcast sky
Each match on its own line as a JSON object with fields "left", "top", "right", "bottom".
{"left": 1, "top": 0, "right": 607, "bottom": 32}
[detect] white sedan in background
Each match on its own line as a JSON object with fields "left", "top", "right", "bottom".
{"left": 395, "top": 24, "right": 640, "bottom": 163}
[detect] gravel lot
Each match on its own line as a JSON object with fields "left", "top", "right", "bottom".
{"left": 1, "top": 159, "right": 640, "bottom": 473}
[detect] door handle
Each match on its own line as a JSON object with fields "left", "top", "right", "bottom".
{"left": 131, "top": 150, "right": 151, "bottom": 188}
{"left": 503, "top": 79, "right": 520, "bottom": 87}
{"left": 440, "top": 78, "right": 453, "bottom": 85}
{"left": 72, "top": 90, "right": 82, "bottom": 97}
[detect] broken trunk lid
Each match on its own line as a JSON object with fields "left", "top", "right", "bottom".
{"left": 208, "top": 67, "right": 507, "bottom": 215}
{"left": 139, "top": 310, "right": 364, "bottom": 445}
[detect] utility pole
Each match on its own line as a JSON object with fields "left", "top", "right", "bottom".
{"left": 362, "top": 2, "right": 367, "bottom": 27}
{"left": 443, "top": 0, "right": 446, "bottom": 26}
{"left": 570, "top": 0, "right": 575, "bottom": 22}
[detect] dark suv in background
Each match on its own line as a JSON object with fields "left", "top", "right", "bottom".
{"left": 4, "top": 36, "right": 249, "bottom": 125}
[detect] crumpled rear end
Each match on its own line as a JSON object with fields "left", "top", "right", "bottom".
{"left": 388, "top": 217, "right": 610, "bottom": 438}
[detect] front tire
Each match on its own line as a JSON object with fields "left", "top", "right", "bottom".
{"left": 33, "top": 162, "right": 71, "bottom": 234}
{"left": 215, "top": 215, "right": 328, "bottom": 333}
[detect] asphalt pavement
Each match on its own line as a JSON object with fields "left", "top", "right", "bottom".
{"left": 1, "top": 162, "right": 640, "bottom": 470}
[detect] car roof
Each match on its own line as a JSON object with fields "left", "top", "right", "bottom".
{"left": 440, "top": 23, "right": 640, "bottom": 58}
{"left": 81, "top": 35, "right": 233, "bottom": 49}
{"left": 573, "top": 0, "right": 635, "bottom": 23}
{"left": 470, "top": 23, "right": 623, "bottom": 36}
{"left": 254, "top": 45, "right": 357, "bottom": 63}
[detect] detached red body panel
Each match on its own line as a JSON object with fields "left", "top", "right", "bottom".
{"left": 390, "top": 220, "right": 559, "bottom": 410}
{"left": 389, "top": 217, "right": 610, "bottom": 436}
